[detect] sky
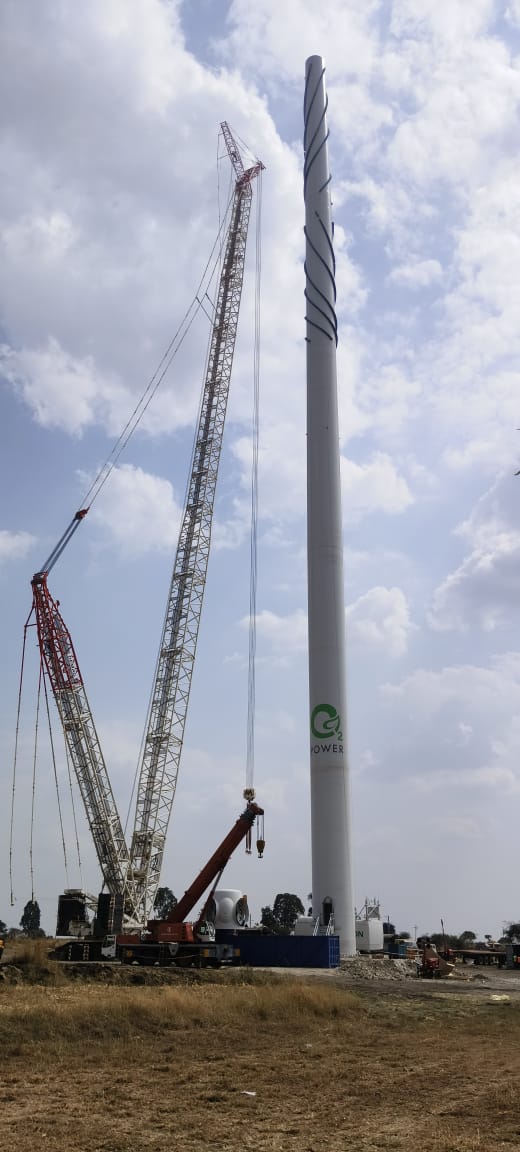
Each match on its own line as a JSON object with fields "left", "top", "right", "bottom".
{"left": 2, "top": 0, "right": 520, "bottom": 942}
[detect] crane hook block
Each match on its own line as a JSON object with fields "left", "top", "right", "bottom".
{"left": 243, "top": 787, "right": 256, "bottom": 801}
{"left": 256, "top": 838, "right": 265, "bottom": 859}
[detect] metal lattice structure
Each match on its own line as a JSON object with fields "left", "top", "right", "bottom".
{"left": 126, "top": 128, "right": 263, "bottom": 921}
{"left": 31, "top": 575, "right": 136, "bottom": 907}
{"left": 29, "top": 125, "right": 263, "bottom": 928}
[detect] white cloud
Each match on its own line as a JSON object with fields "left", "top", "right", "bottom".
{"left": 354, "top": 365, "right": 422, "bottom": 441}
{"left": 431, "top": 813, "right": 482, "bottom": 840}
{"left": 389, "top": 259, "right": 442, "bottom": 288}
{"left": 383, "top": 654, "right": 520, "bottom": 720}
{"left": 245, "top": 608, "right": 307, "bottom": 661}
{"left": 0, "top": 0, "right": 287, "bottom": 443}
{"left": 0, "top": 529, "right": 36, "bottom": 565}
{"left": 231, "top": 424, "right": 306, "bottom": 528}
{"left": 87, "top": 463, "right": 182, "bottom": 556}
{"left": 222, "top": 0, "right": 379, "bottom": 85}
{"left": 411, "top": 760, "right": 520, "bottom": 794}
{"left": 430, "top": 532, "right": 520, "bottom": 633}
{"left": 347, "top": 585, "right": 415, "bottom": 657}
{"left": 506, "top": 1, "right": 520, "bottom": 29}
{"left": 380, "top": 654, "right": 520, "bottom": 795}
{"left": 429, "top": 474, "right": 520, "bottom": 633}
{"left": 390, "top": 1, "right": 497, "bottom": 44}
{"left": 387, "top": 34, "right": 520, "bottom": 189}
{"left": 341, "top": 453, "right": 413, "bottom": 520}
{"left": 456, "top": 722, "right": 473, "bottom": 747}
{"left": 1, "top": 338, "right": 127, "bottom": 437}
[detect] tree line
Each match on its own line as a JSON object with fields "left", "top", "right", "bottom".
{"left": 4, "top": 890, "right": 520, "bottom": 945}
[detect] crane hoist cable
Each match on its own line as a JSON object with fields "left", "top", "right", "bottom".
{"left": 245, "top": 168, "right": 262, "bottom": 796}
{"left": 29, "top": 662, "right": 43, "bottom": 903}
{"left": 10, "top": 614, "right": 30, "bottom": 904}
{"left": 42, "top": 669, "right": 70, "bottom": 888}
{"left": 63, "top": 732, "right": 85, "bottom": 888}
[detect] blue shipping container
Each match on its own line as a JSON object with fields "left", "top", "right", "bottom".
{"left": 217, "top": 930, "right": 340, "bottom": 968}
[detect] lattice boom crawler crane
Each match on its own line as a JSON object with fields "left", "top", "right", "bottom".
{"left": 126, "top": 126, "right": 264, "bottom": 923}
{"left": 30, "top": 123, "right": 264, "bottom": 932}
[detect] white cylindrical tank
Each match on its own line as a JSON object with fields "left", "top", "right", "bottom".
{"left": 305, "top": 54, "right": 356, "bottom": 956}
{"left": 355, "top": 919, "right": 384, "bottom": 954}
{"left": 213, "top": 889, "right": 249, "bottom": 930}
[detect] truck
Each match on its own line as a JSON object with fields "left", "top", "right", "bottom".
{"left": 50, "top": 799, "right": 264, "bottom": 968}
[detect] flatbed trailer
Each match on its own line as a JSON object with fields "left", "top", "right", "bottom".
{"left": 49, "top": 936, "right": 238, "bottom": 967}
{"left": 453, "top": 948, "right": 506, "bottom": 967}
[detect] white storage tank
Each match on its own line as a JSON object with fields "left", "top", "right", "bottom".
{"left": 213, "top": 889, "right": 249, "bottom": 929}
{"left": 355, "top": 918, "right": 384, "bottom": 954}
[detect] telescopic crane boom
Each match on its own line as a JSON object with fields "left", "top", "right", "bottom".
{"left": 141, "top": 801, "right": 265, "bottom": 946}
{"left": 168, "top": 801, "right": 264, "bottom": 927}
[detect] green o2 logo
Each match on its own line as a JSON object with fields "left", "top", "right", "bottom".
{"left": 311, "top": 703, "right": 342, "bottom": 742}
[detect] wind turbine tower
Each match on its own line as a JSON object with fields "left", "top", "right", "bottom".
{"left": 304, "top": 54, "right": 356, "bottom": 956}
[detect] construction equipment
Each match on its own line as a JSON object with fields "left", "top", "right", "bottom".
{"left": 31, "top": 571, "right": 136, "bottom": 909}
{"left": 416, "top": 938, "right": 442, "bottom": 978}
{"left": 419, "top": 948, "right": 441, "bottom": 978}
{"left": 51, "top": 800, "right": 264, "bottom": 967}
{"left": 125, "top": 128, "right": 264, "bottom": 923}
{"left": 27, "top": 124, "right": 264, "bottom": 928}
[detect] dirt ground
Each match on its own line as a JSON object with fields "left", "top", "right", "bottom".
{"left": 1, "top": 959, "right": 520, "bottom": 1151}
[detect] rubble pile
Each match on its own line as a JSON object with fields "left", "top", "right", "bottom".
{"left": 339, "top": 955, "right": 417, "bottom": 980}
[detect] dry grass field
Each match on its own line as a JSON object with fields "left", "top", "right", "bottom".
{"left": 1, "top": 943, "right": 520, "bottom": 1151}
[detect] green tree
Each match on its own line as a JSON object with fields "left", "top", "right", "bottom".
{"left": 430, "top": 932, "right": 460, "bottom": 951}
{"left": 153, "top": 887, "right": 177, "bottom": 919}
{"left": 261, "top": 893, "right": 305, "bottom": 935}
{"left": 458, "top": 930, "right": 476, "bottom": 945}
{"left": 20, "top": 899, "right": 44, "bottom": 937}
{"left": 260, "top": 905, "right": 279, "bottom": 933}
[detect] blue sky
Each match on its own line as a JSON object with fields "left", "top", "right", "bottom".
{"left": 2, "top": 0, "right": 520, "bottom": 939}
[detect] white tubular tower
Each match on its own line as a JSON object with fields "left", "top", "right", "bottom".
{"left": 304, "top": 55, "right": 356, "bottom": 955}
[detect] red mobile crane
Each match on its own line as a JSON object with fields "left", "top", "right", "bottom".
{"left": 51, "top": 800, "right": 264, "bottom": 966}
{"left": 28, "top": 124, "right": 264, "bottom": 932}
{"left": 115, "top": 801, "right": 264, "bottom": 966}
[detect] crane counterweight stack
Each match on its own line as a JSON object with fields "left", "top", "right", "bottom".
{"left": 26, "top": 124, "right": 264, "bottom": 930}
